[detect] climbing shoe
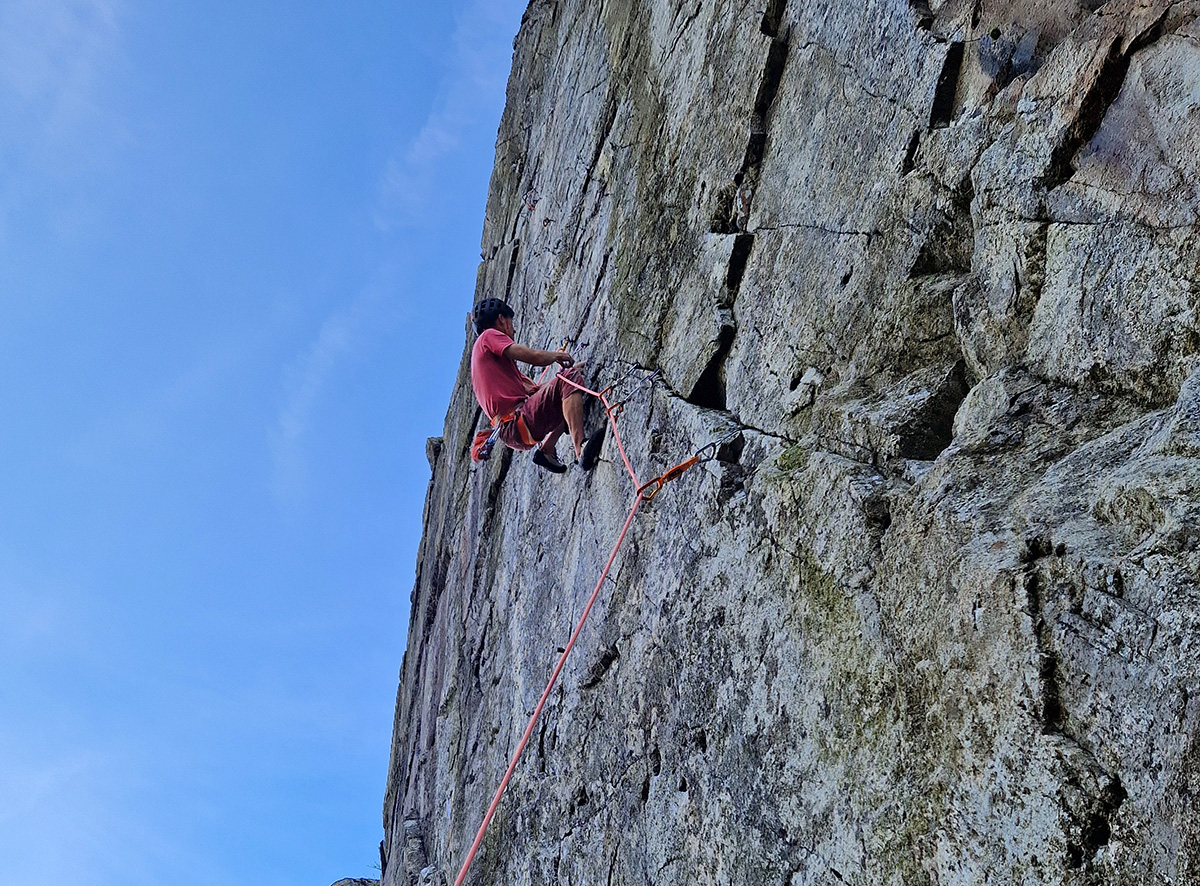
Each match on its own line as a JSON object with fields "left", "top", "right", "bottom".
{"left": 532, "top": 447, "right": 567, "bottom": 474}
{"left": 579, "top": 427, "right": 606, "bottom": 471}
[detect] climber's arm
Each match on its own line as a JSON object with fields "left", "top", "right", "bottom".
{"left": 505, "top": 342, "right": 575, "bottom": 368}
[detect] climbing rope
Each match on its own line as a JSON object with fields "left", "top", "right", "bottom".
{"left": 556, "top": 369, "right": 646, "bottom": 486}
{"left": 452, "top": 361, "right": 727, "bottom": 886}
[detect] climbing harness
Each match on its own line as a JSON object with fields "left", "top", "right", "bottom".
{"left": 453, "top": 360, "right": 733, "bottom": 886}
{"left": 470, "top": 410, "right": 538, "bottom": 463}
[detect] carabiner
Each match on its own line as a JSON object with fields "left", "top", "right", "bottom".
{"left": 694, "top": 429, "right": 741, "bottom": 465}
{"left": 639, "top": 480, "right": 664, "bottom": 502}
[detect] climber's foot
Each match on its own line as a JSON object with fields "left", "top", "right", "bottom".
{"left": 533, "top": 447, "right": 567, "bottom": 474}
{"left": 579, "top": 427, "right": 606, "bottom": 472}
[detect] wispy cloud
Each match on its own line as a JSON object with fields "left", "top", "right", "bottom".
{"left": 270, "top": 287, "right": 387, "bottom": 504}
{"left": 0, "top": 0, "right": 126, "bottom": 239}
{"left": 0, "top": 746, "right": 115, "bottom": 880}
{"left": 0, "top": 0, "right": 121, "bottom": 126}
{"left": 0, "top": 547, "right": 89, "bottom": 661}
{"left": 0, "top": 548, "right": 208, "bottom": 886}
{"left": 375, "top": 0, "right": 524, "bottom": 229}
{"left": 63, "top": 338, "right": 248, "bottom": 470}
{"left": 0, "top": 733, "right": 230, "bottom": 886}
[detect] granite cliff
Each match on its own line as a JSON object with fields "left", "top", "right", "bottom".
{"left": 382, "top": 0, "right": 1200, "bottom": 883}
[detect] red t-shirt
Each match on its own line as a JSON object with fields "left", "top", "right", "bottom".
{"left": 470, "top": 328, "right": 536, "bottom": 419}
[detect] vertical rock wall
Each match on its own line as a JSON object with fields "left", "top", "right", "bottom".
{"left": 383, "top": 1, "right": 1200, "bottom": 883}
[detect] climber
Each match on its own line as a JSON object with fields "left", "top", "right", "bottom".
{"left": 469, "top": 297, "right": 605, "bottom": 473}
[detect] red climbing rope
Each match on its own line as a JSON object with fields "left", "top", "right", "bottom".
{"left": 557, "top": 371, "right": 641, "bottom": 486}
{"left": 452, "top": 362, "right": 718, "bottom": 886}
{"left": 451, "top": 495, "right": 642, "bottom": 886}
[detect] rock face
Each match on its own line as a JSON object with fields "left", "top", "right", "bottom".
{"left": 382, "top": 1, "right": 1200, "bottom": 884}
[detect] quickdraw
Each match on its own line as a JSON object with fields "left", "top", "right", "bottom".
{"left": 636, "top": 429, "right": 740, "bottom": 501}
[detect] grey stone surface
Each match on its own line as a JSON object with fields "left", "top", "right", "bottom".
{"left": 382, "top": 1, "right": 1200, "bottom": 884}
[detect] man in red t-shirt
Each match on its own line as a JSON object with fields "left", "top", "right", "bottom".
{"left": 470, "top": 297, "right": 605, "bottom": 473}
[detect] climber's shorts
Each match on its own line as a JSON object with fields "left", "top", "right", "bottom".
{"left": 500, "top": 365, "right": 586, "bottom": 448}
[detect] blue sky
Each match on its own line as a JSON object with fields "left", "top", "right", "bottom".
{"left": 0, "top": 1, "right": 526, "bottom": 884}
